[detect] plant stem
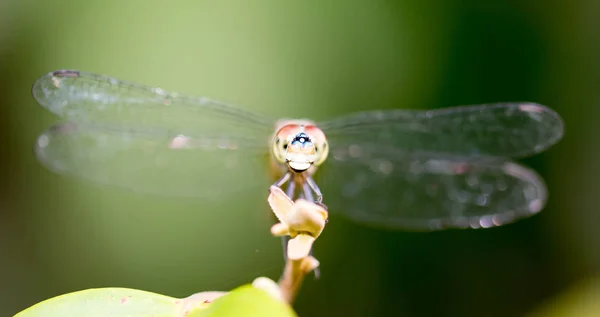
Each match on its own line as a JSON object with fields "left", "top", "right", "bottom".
{"left": 278, "top": 256, "right": 318, "bottom": 304}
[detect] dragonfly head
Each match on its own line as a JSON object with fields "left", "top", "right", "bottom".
{"left": 272, "top": 122, "right": 329, "bottom": 172}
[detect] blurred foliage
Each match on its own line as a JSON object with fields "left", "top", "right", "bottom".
{"left": 527, "top": 275, "right": 600, "bottom": 317}
{"left": 0, "top": 0, "right": 599, "bottom": 317}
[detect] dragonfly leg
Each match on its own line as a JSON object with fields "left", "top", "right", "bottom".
{"left": 273, "top": 172, "right": 291, "bottom": 189}
{"left": 306, "top": 176, "right": 326, "bottom": 208}
{"left": 302, "top": 182, "right": 327, "bottom": 220}
{"left": 302, "top": 182, "right": 314, "bottom": 202}
{"left": 285, "top": 179, "right": 296, "bottom": 200}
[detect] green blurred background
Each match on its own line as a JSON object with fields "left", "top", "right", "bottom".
{"left": 1, "top": 0, "right": 599, "bottom": 316}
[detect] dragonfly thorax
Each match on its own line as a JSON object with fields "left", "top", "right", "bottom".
{"left": 271, "top": 122, "right": 329, "bottom": 173}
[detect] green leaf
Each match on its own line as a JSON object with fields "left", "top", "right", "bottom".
{"left": 14, "top": 288, "right": 181, "bottom": 317}
{"left": 190, "top": 285, "right": 297, "bottom": 317}
{"left": 14, "top": 285, "right": 296, "bottom": 317}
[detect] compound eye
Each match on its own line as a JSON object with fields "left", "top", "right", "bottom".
{"left": 272, "top": 137, "right": 288, "bottom": 163}
{"left": 314, "top": 140, "right": 329, "bottom": 166}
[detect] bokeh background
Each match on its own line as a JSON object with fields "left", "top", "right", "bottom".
{"left": 1, "top": 0, "right": 599, "bottom": 316}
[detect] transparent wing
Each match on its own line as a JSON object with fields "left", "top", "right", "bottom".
{"left": 318, "top": 103, "right": 564, "bottom": 158}
{"left": 32, "top": 70, "right": 275, "bottom": 138}
{"left": 32, "top": 70, "right": 278, "bottom": 197}
{"left": 34, "top": 122, "right": 273, "bottom": 198}
{"left": 316, "top": 145, "right": 547, "bottom": 230}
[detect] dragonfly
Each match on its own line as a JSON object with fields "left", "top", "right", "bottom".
{"left": 31, "top": 69, "right": 564, "bottom": 231}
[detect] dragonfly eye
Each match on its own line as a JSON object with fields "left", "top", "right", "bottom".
{"left": 271, "top": 125, "right": 320, "bottom": 168}
{"left": 313, "top": 139, "right": 329, "bottom": 166}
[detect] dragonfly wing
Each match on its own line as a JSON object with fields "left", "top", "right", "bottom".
{"left": 32, "top": 70, "right": 275, "bottom": 137}
{"left": 315, "top": 144, "right": 547, "bottom": 230}
{"left": 318, "top": 102, "right": 564, "bottom": 158}
{"left": 35, "top": 122, "right": 272, "bottom": 199}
